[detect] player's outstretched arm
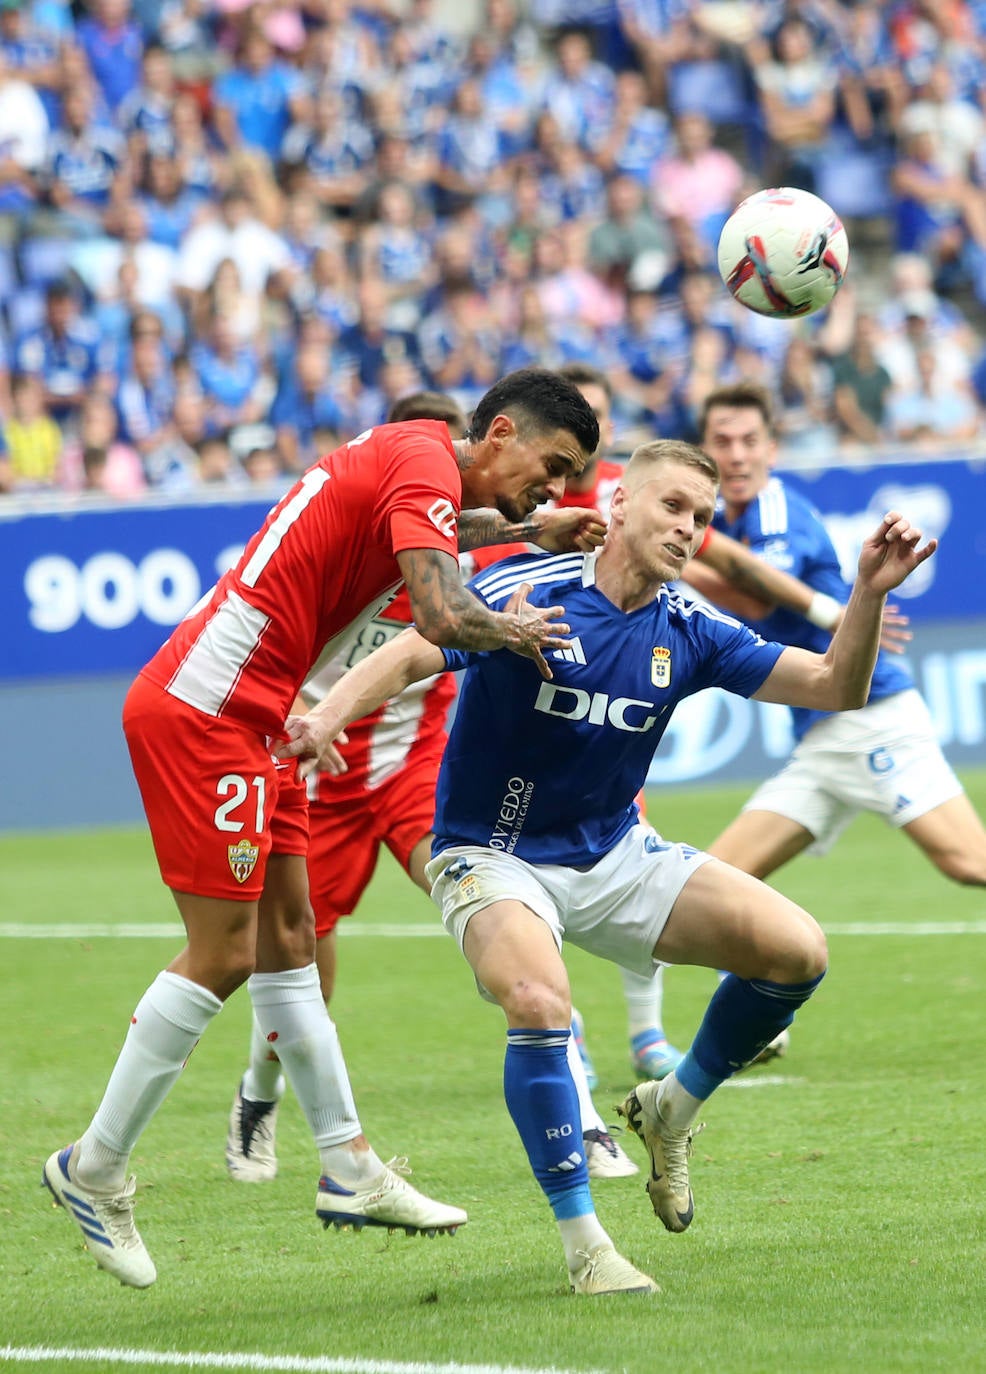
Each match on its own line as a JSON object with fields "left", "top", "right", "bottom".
{"left": 277, "top": 627, "right": 446, "bottom": 779}
{"left": 753, "top": 512, "right": 936, "bottom": 712}
{"left": 399, "top": 547, "right": 569, "bottom": 679}
{"left": 457, "top": 505, "right": 607, "bottom": 554}
{"left": 685, "top": 527, "right": 912, "bottom": 653}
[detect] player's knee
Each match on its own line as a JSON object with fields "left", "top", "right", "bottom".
{"left": 778, "top": 921, "right": 828, "bottom": 985}
{"left": 502, "top": 978, "right": 571, "bottom": 1028}
{"left": 936, "top": 847, "right": 986, "bottom": 887}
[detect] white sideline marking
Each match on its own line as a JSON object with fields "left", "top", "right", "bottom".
{"left": 1, "top": 920, "right": 985, "bottom": 940}
{"left": 0, "top": 1350, "right": 596, "bottom": 1374}
{"left": 825, "top": 921, "right": 986, "bottom": 936}
{"left": 721, "top": 1074, "right": 806, "bottom": 1089}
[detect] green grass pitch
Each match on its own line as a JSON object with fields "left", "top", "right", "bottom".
{"left": 2, "top": 772, "right": 985, "bottom": 1374}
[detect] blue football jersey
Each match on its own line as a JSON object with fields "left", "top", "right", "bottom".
{"left": 712, "top": 476, "right": 913, "bottom": 740}
{"left": 432, "top": 551, "right": 784, "bottom": 867}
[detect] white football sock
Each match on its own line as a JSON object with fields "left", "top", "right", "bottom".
{"left": 242, "top": 1012, "right": 286, "bottom": 1103}
{"left": 78, "top": 970, "right": 222, "bottom": 1190}
{"left": 559, "top": 1214, "right": 613, "bottom": 1271}
{"left": 248, "top": 964, "right": 368, "bottom": 1171}
{"left": 656, "top": 1073, "right": 705, "bottom": 1130}
{"left": 621, "top": 965, "right": 665, "bottom": 1039}
{"left": 567, "top": 1031, "right": 605, "bottom": 1134}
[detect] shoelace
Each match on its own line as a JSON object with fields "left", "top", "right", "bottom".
{"left": 662, "top": 1120, "right": 705, "bottom": 1193}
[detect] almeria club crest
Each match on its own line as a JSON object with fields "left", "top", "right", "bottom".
{"left": 228, "top": 838, "right": 260, "bottom": 884}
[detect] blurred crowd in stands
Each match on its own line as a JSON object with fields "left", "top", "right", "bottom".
{"left": 2, "top": 0, "right": 986, "bottom": 499}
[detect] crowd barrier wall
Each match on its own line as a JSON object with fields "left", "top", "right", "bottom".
{"left": 2, "top": 454, "right": 984, "bottom": 831}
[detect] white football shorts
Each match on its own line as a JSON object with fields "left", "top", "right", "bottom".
{"left": 424, "top": 822, "right": 713, "bottom": 996}
{"left": 742, "top": 688, "right": 963, "bottom": 854}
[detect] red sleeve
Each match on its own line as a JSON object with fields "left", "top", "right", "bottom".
{"left": 374, "top": 422, "right": 462, "bottom": 561}
{"left": 695, "top": 526, "right": 713, "bottom": 558}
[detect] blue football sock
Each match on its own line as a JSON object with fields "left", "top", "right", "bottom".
{"left": 676, "top": 972, "right": 825, "bottom": 1101}
{"left": 504, "top": 1028, "right": 593, "bottom": 1221}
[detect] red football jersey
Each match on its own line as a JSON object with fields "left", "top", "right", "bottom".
{"left": 141, "top": 421, "right": 461, "bottom": 738}
{"left": 304, "top": 585, "right": 456, "bottom": 801}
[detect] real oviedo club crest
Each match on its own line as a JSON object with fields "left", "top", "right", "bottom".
{"left": 228, "top": 837, "right": 260, "bottom": 884}
{"left": 650, "top": 646, "right": 671, "bottom": 689}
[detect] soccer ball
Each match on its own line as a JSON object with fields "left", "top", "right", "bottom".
{"left": 717, "top": 187, "right": 849, "bottom": 319}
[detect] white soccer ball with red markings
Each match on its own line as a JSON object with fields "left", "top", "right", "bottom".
{"left": 717, "top": 187, "right": 849, "bottom": 319}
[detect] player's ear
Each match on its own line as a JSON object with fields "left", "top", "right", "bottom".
{"left": 487, "top": 413, "right": 516, "bottom": 448}
{"left": 610, "top": 483, "right": 627, "bottom": 523}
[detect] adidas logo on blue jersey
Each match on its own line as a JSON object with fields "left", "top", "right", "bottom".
{"left": 552, "top": 636, "right": 587, "bottom": 664}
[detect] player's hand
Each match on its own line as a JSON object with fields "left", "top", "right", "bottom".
{"left": 878, "top": 603, "right": 912, "bottom": 654}
{"left": 502, "top": 581, "right": 570, "bottom": 680}
{"left": 531, "top": 506, "right": 607, "bottom": 554}
{"left": 274, "top": 715, "right": 350, "bottom": 781}
{"left": 857, "top": 511, "right": 937, "bottom": 594}
{"left": 828, "top": 601, "right": 913, "bottom": 653}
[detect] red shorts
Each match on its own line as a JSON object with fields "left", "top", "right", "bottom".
{"left": 307, "top": 740, "right": 444, "bottom": 938}
{"left": 123, "top": 674, "right": 307, "bottom": 901}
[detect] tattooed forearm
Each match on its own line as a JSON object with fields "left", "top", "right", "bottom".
{"left": 398, "top": 546, "right": 553, "bottom": 655}
{"left": 456, "top": 508, "right": 540, "bottom": 551}
{"left": 399, "top": 547, "right": 512, "bottom": 647}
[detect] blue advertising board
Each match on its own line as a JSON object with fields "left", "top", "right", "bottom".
{"left": 0, "top": 494, "right": 274, "bottom": 681}
{"left": 781, "top": 456, "right": 986, "bottom": 623}
{"left": 1, "top": 459, "right": 985, "bottom": 831}
{"left": 2, "top": 457, "right": 984, "bottom": 685}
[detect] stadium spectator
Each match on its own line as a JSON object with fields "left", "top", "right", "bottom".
{"left": 43, "top": 78, "right": 126, "bottom": 232}
{"left": 115, "top": 308, "right": 176, "bottom": 456}
{"left": 431, "top": 75, "right": 508, "bottom": 218}
{"left": 587, "top": 170, "right": 672, "bottom": 292}
{"left": 58, "top": 389, "right": 146, "bottom": 497}
{"left": 752, "top": 15, "right": 838, "bottom": 193}
{"left": 540, "top": 27, "right": 615, "bottom": 147}
{"left": 173, "top": 184, "right": 292, "bottom": 320}
{"left": 885, "top": 343, "right": 980, "bottom": 444}
{"left": 73, "top": 199, "right": 179, "bottom": 317}
{"left": 0, "top": 43, "right": 48, "bottom": 217}
{"left": 896, "top": 61, "right": 984, "bottom": 180}
{"left": 269, "top": 339, "right": 347, "bottom": 473}
{"left": 168, "top": 89, "right": 223, "bottom": 199}
{"left": 535, "top": 221, "right": 624, "bottom": 333}
{"left": 279, "top": 85, "right": 375, "bottom": 215}
{"left": 212, "top": 24, "right": 307, "bottom": 160}
{"left": 616, "top": 0, "right": 695, "bottom": 106}
{"left": 774, "top": 334, "right": 838, "bottom": 457}
{"left": 141, "top": 383, "right": 206, "bottom": 489}
{"left": 188, "top": 306, "right": 267, "bottom": 432}
{"left": 0, "top": 0, "right": 61, "bottom": 124}
{"left": 890, "top": 124, "right": 986, "bottom": 298}
{"left": 650, "top": 110, "right": 744, "bottom": 253}
{"left": 829, "top": 313, "right": 893, "bottom": 444}
{"left": 75, "top": 0, "right": 143, "bottom": 115}
{"left": 137, "top": 150, "right": 199, "bottom": 250}
{"left": 289, "top": 435, "right": 934, "bottom": 1296}
{"left": 357, "top": 179, "right": 436, "bottom": 323}
{"left": 117, "top": 40, "right": 176, "bottom": 156}
{"left": 589, "top": 67, "right": 670, "bottom": 182}
{"left": 335, "top": 276, "right": 421, "bottom": 390}
{"left": 833, "top": 0, "right": 908, "bottom": 144}
{"left": 13, "top": 278, "right": 116, "bottom": 430}
{"left": 1, "top": 369, "right": 61, "bottom": 489}
{"left": 602, "top": 284, "right": 677, "bottom": 427}
{"left": 42, "top": 367, "right": 605, "bottom": 1288}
